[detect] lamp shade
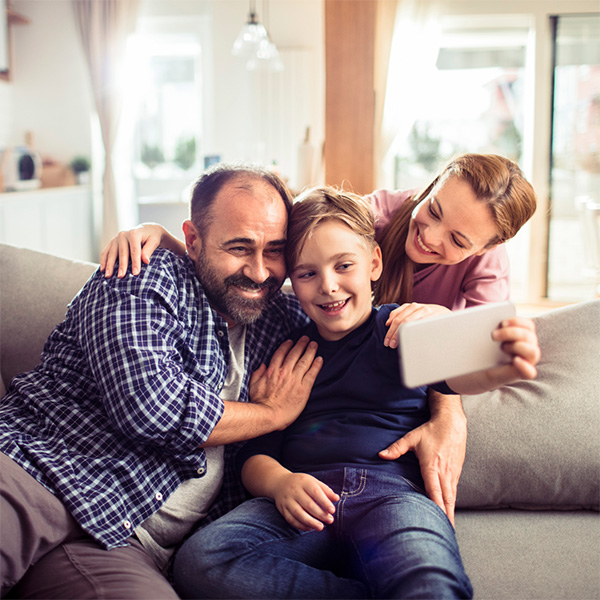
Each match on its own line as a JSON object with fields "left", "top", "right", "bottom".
{"left": 232, "top": 6, "right": 283, "bottom": 71}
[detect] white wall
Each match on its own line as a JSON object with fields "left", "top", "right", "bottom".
{"left": 4, "top": 0, "right": 92, "bottom": 162}
{"left": 0, "top": 0, "right": 324, "bottom": 180}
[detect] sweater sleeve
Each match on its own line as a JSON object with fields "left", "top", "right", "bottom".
{"left": 460, "top": 244, "right": 510, "bottom": 308}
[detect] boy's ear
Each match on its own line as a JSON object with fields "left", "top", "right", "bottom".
{"left": 182, "top": 220, "right": 202, "bottom": 261}
{"left": 370, "top": 245, "right": 384, "bottom": 282}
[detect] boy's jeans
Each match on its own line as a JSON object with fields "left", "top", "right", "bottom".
{"left": 173, "top": 467, "right": 473, "bottom": 599}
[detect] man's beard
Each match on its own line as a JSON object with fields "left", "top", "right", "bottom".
{"left": 195, "top": 252, "right": 282, "bottom": 325}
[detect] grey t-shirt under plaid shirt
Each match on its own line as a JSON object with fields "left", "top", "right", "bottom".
{"left": 0, "top": 249, "right": 308, "bottom": 550}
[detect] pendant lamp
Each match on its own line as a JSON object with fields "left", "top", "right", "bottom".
{"left": 232, "top": 0, "right": 283, "bottom": 71}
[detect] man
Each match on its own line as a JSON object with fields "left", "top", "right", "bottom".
{"left": 0, "top": 164, "right": 322, "bottom": 598}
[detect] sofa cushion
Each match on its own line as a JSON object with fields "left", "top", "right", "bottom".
{"left": 456, "top": 509, "right": 600, "bottom": 599}
{"left": 457, "top": 300, "right": 600, "bottom": 510}
{"left": 0, "top": 244, "right": 97, "bottom": 393}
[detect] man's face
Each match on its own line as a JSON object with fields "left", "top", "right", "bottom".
{"left": 186, "top": 178, "right": 289, "bottom": 326}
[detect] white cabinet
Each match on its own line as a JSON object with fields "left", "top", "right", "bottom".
{"left": 0, "top": 186, "right": 95, "bottom": 262}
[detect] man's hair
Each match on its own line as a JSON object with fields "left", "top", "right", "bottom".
{"left": 189, "top": 163, "right": 294, "bottom": 235}
{"left": 286, "top": 186, "right": 377, "bottom": 271}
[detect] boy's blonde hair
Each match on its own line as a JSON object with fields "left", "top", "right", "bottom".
{"left": 286, "top": 186, "right": 377, "bottom": 271}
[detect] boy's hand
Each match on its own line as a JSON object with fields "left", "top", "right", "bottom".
{"left": 272, "top": 472, "right": 339, "bottom": 532}
{"left": 384, "top": 303, "right": 451, "bottom": 348}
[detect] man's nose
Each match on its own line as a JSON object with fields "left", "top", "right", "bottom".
{"left": 245, "top": 255, "right": 270, "bottom": 284}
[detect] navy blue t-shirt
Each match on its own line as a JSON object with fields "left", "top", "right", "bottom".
{"left": 240, "top": 305, "right": 454, "bottom": 489}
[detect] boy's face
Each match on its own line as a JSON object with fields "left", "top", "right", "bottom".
{"left": 290, "top": 220, "right": 382, "bottom": 341}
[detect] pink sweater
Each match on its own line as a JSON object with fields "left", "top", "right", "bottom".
{"left": 367, "top": 189, "right": 510, "bottom": 311}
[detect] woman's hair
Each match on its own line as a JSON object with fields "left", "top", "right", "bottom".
{"left": 190, "top": 162, "right": 293, "bottom": 235}
{"left": 286, "top": 186, "right": 377, "bottom": 271}
{"left": 373, "top": 153, "right": 537, "bottom": 306}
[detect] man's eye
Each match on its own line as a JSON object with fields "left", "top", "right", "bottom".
{"left": 267, "top": 248, "right": 285, "bottom": 256}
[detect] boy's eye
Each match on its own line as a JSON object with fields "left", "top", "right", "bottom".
{"left": 296, "top": 271, "right": 315, "bottom": 280}
{"left": 337, "top": 263, "right": 352, "bottom": 271}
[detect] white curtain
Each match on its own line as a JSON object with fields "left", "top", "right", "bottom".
{"left": 375, "top": 0, "right": 441, "bottom": 188}
{"left": 72, "top": 0, "right": 140, "bottom": 250}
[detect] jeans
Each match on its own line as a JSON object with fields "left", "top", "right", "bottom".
{"left": 173, "top": 468, "right": 473, "bottom": 599}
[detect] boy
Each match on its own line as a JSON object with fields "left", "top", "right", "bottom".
{"left": 172, "top": 187, "right": 541, "bottom": 600}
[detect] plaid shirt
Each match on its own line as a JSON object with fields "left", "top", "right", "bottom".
{"left": 0, "top": 249, "right": 307, "bottom": 550}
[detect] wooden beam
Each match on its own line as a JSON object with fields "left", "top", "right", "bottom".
{"left": 324, "top": 0, "right": 376, "bottom": 195}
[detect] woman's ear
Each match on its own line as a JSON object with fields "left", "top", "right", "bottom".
{"left": 475, "top": 241, "right": 503, "bottom": 256}
{"left": 371, "top": 245, "right": 384, "bottom": 282}
{"left": 182, "top": 220, "right": 202, "bottom": 261}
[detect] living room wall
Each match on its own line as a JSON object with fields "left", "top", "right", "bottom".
{"left": 0, "top": 0, "right": 325, "bottom": 180}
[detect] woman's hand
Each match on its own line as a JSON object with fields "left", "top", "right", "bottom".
{"left": 100, "top": 223, "right": 183, "bottom": 278}
{"left": 384, "top": 303, "right": 451, "bottom": 348}
{"left": 272, "top": 472, "right": 339, "bottom": 532}
{"left": 379, "top": 390, "right": 466, "bottom": 526}
{"left": 448, "top": 317, "right": 541, "bottom": 394}
{"left": 488, "top": 316, "right": 541, "bottom": 383}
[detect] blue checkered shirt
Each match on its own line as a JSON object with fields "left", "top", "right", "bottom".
{"left": 0, "top": 249, "right": 308, "bottom": 550}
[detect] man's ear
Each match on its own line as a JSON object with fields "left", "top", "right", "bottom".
{"left": 370, "top": 245, "right": 384, "bottom": 282}
{"left": 182, "top": 220, "right": 202, "bottom": 261}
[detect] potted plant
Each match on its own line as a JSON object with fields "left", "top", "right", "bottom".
{"left": 174, "top": 137, "right": 196, "bottom": 171}
{"left": 70, "top": 156, "right": 91, "bottom": 184}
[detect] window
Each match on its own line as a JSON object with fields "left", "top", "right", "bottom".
{"left": 389, "top": 15, "right": 534, "bottom": 301}
{"left": 548, "top": 14, "right": 600, "bottom": 300}
{"left": 127, "top": 34, "right": 202, "bottom": 201}
{"left": 385, "top": 5, "right": 600, "bottom": 303}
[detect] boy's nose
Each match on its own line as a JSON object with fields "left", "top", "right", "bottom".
{"left": 320, "top": 274, "right": 339, "bottom": 295}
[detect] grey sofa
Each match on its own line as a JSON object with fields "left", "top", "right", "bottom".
{"left": 1, "top": 242, "right": 599, "bottom": 599}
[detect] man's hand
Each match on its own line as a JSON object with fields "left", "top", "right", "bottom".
{"left": 202, "top": 337, "right": 322, "bottom": 447}
{"left": 379, "top": 390, "right": 467, "bottom": 526}
{"left": 249, "top": 336, "right": 323, "bottom": 430}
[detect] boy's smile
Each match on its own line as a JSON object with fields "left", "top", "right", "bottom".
{"left": 290, "top": 220, "right": 382, "bottom": 341}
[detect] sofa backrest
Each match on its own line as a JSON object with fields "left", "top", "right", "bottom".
{"left": 0, "top": 243, "right": 97, "bottom": 395}
{"left": 458, "top": 299, "right": 600, "bottom": 511}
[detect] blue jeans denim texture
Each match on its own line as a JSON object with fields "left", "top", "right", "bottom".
{"left": 173, "top": 468, "right": 473, "bottom": 599}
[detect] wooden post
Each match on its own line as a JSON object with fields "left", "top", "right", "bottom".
{"left": 324, "top": 0, "right": 376, "bottom": 195}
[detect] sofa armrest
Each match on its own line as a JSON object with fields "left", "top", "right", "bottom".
{"left": 0, "top": 244, "right": 98, "bottom": 393}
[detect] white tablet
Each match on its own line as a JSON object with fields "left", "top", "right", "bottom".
{"left": 397, "top": 301, "right": 516, "bottom": 388}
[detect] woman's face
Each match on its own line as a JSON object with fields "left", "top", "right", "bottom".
{"left": 405, "top": 176, "right": 499, "bottom": 266}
